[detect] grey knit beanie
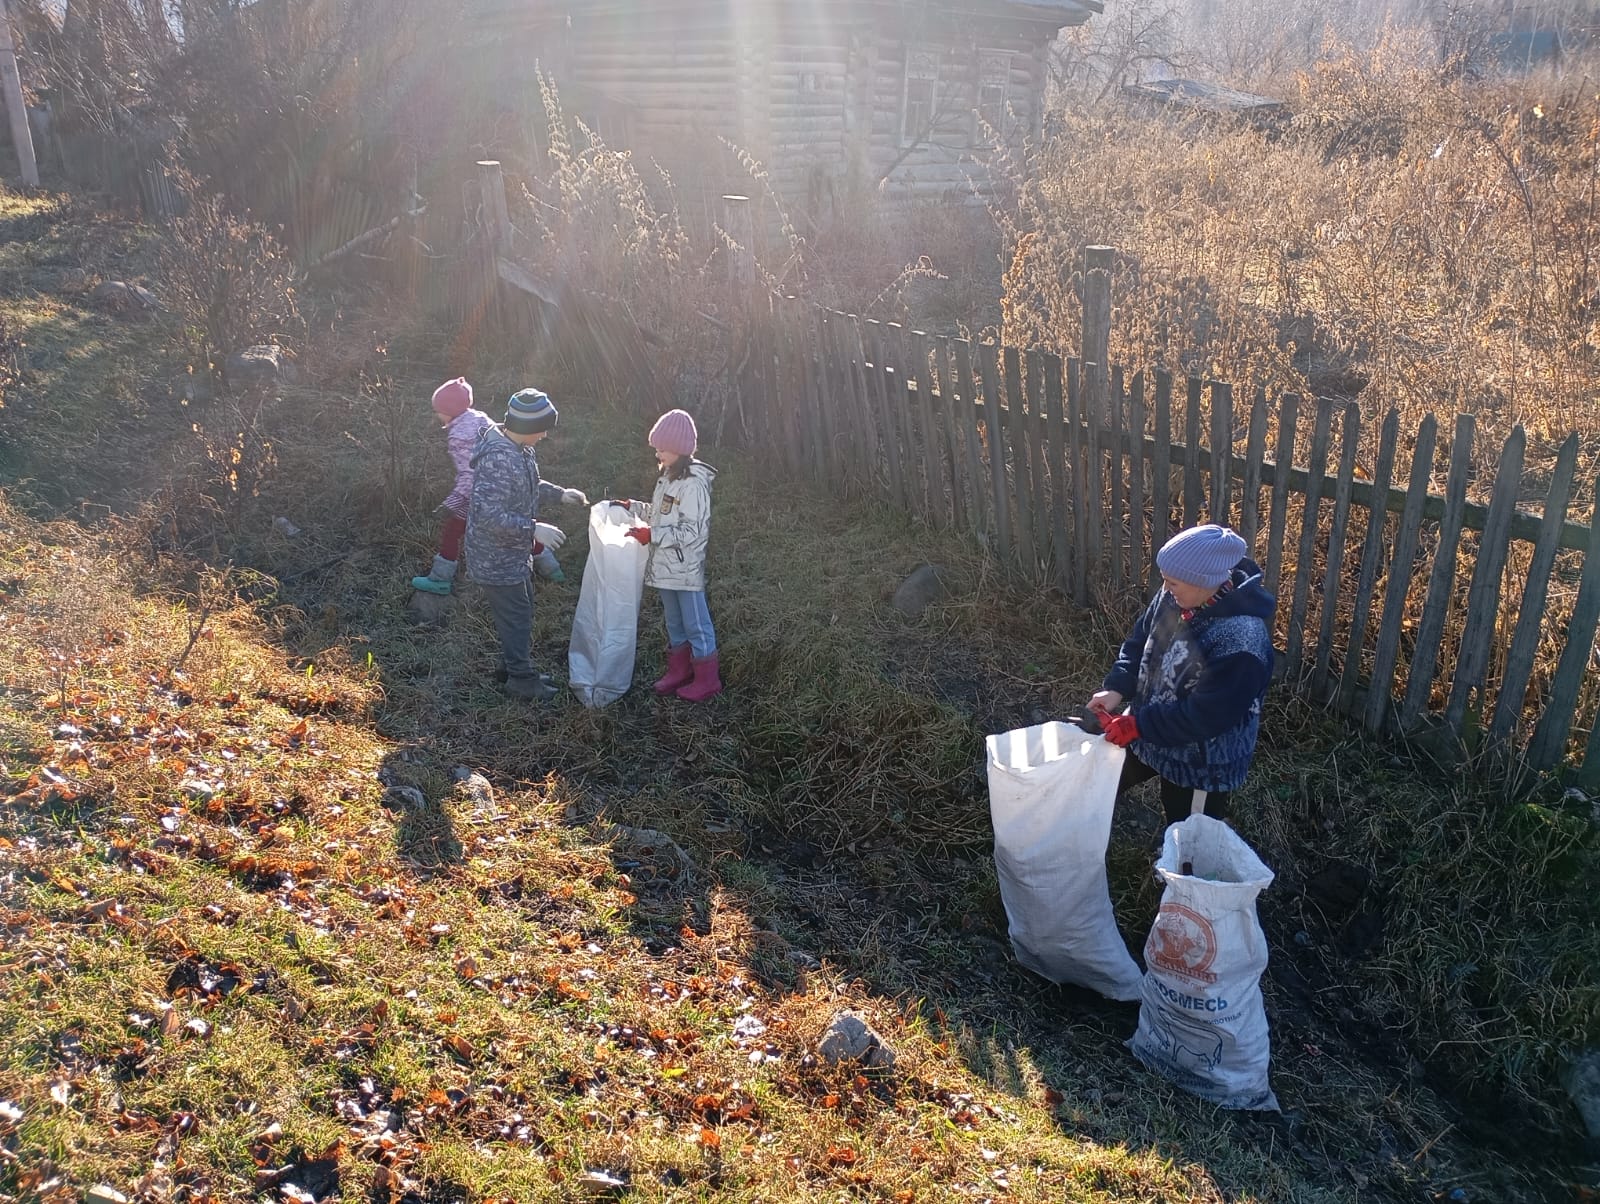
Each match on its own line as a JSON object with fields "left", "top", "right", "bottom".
{"left": 505, "top": 388, "right": 558, "bottom": 435}
{"left": 1156, "top": 524, "right": 1248, "bottom": 590}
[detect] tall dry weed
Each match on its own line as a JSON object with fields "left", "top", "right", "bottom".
{"left": 1008, "top": 28, "right": 1600, "bottom": 489}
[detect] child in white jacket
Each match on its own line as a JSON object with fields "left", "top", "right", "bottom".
{"left": 613, "top": 409, "right": 721, "bottom": 701}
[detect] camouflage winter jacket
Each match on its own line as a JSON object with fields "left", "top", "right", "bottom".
{"left": 463, "top": 425, "right": 569, "bottom": 587}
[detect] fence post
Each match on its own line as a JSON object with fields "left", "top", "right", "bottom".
{"left": 0, "top": 0, "right": 39, "bottom": 187}
{"left": 476, "top": 160, "right": 512, "bottom": 255}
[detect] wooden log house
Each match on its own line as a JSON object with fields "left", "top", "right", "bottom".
{"left": 470, "top": 0, "right": 1099, "bottom": 216}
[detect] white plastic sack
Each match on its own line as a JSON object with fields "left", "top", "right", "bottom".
{"left": 985, "top": 721, "right": 1143, "bottom": 1002}
{"left": 1129, "top": 815, "right": 1278, "bottom": 1111}
{"left": 568, "top": 502, "right": 649, "bottom": 708}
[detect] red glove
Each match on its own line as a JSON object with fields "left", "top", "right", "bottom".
{"left": 1102, "top": 712, "right": 1139, "bottom": 747}
{"left": 626, "top": 526, "right": 651, "bottom": 545}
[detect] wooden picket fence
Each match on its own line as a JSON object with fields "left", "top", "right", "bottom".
{"left": 734, "top": 295, "right": 1600, "bottom": 784}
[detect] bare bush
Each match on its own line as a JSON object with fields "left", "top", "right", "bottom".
{"left": 156, "top": 186, "right": 303, "bottom": 384}
{"left": 189, "top": 389, "right": 280, "bottom": 543}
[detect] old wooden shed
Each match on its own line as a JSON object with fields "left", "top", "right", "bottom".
{"left": 470, "top": 0, "right": 1098, "bottom": 217}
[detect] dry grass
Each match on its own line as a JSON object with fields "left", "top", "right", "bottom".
{"left": 1008, "top": 31, "right": 1600, "bottom": 489}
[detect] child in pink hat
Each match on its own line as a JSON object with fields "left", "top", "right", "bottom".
{"left": 411, "top": 377, "right": 564, "bottom": 595}
{"left": 610, "top": 408, "right": 722, "bottom": 701}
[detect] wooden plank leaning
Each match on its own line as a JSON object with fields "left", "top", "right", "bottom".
{"left": 1335, "top": 409, "right": 1401, "bottom": 716}
{"left": 1365, "top": 415, "right": 1440, "bottom": 734}
{"left": 1490, "top": 432, "right": 1578, "bottom": 747}
{"left": 806, "top": 309, "right": 834, "bottom": 484}
{"left": 1265, "top": 393, "right": 1300, "bottom": 605}
{"left": 977, "top": 342, "right": 1013, "bottom": 566}
{"left": 846, "top": 316, "right": 885, "bottom": 498}
{"left": 1067, "top": 359, "right": 1089, "bottom": 605}
{"left": 1401, "top": 413, "right": 1476, "bottom": 727}
{"left": 952, "top": 340, "right": 989, "bottom": 544}
{"left": 1310, "top": 403, "right": 1362, "bottom": 700}
{"left": 1044, "top": 354, "right": 1072, "bottom": 596}
{"left": 1241, "top": 387, "right": 1269, "bottom": 550}
{"left": 1084, "top": 360, "right": 1104, "bottom": 577}
{"left": 931, "top": 338, "right": 966, "bottom": 531}
{"left": 1184, "top": 375, "right": 1204, "bottom": 526}
{"left": 1026, "top": 350, "right": 1053, "bottom": 585}
{"left": 1004, "top": 347, "right": 1036, "bottom": 575}
{"left": 830, "top": 314, "right": 872, "bottom": 495}
{"left": 909, "top": 331, "right": 947, "bottom": 526}
{"left": 1127, "top": 371, "right": 1147, "bottom": 589}
{"left": 1150, "top": 370, "right": 1173, "bottom": 591}
{"left": 884, "top": 324, "right": 921, "bottom": 513}
{"left": 1107, "top": 365, "right": 1125, "bottom": 594}
{"left": 1210, "top": 380, "right": 1233, "bottom": 527}
{"left": 1283, "top": 397, "right": 1335, "bottom": 680}
{"left": 1527, "top": 471, "right": 1600, "bottom": 771}
{"left": 862, "top": 319, "right": 904, "bottom": 507}
{"left": 1443, "top": 425, "right": 1527, "bottom": 735}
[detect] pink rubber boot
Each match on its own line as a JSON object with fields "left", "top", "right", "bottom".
{"left": 675, "top": 652, "right": 723, "bottom": 702}
{"left": 653, "top": 643, "right": 694, "bottom": 695}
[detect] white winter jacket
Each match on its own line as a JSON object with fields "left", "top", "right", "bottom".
{"left": 634, "top": 460, "right": 716, "bottom": 591}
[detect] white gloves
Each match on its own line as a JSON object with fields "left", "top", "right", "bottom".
{"left": 561, "top": 488, "right": 588, "bottom": 506}
{"left": 533, "top": 522, "right": 566, "bottom": 550}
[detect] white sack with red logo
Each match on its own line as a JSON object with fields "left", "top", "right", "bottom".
{"left": 1129, "top": 814, "right": 1278, "bottom": 1110}
{"left": 985, "top": 722, "right": 1144, "bottom": 1002}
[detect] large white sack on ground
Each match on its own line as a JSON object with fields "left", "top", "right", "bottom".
{"left": 568, "top": 502, "right": 649, "bottom": 708}
{"left": 985, "top": 722, "right": 1144, "bottom": 1002}
{"left": 1129, "top": 814, "right": 1279, "bottom": 1111}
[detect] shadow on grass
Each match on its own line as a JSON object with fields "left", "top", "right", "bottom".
{"left": 379, "top": 748, "right": 464, "bottom": 868}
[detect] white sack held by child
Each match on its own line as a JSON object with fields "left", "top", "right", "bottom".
{"left": 1128, "top": 814, "right": 1278, "bottom": 1111}
{"left": 568, "top": 502, "right": 649, "bottom": 707}
{"left": 986, "top": 721, "right": 1144, "bottom": 1002}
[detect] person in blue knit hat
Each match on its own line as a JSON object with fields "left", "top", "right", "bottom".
{"left": 1087, "top": 524, "right": 1277, "bottom": 826}
{"left": 464, "top": 388, "right": 589, "bottom": 701}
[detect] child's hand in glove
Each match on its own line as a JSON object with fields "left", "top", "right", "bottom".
{"left": 1102, "top": 712, "right": 1139, "bottom": 747}
{"left": 561, "top": 489, "right": 588, "bottom": 506}
{"left": 625, "top": 526, "right": 651, "bottom": 546}
{"left": 533, "top": 522, "right": 566, "bottom": 550}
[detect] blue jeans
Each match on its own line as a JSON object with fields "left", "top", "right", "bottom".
{"left": 659, "top": 588, "right": 716, "bottom": 659}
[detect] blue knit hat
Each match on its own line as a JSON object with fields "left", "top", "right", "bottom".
{"left": 505, "top": 388, "right": 558, "bottom": 435}
{"left": 1156, "top": 524, "right": 1248, "bottom": 590}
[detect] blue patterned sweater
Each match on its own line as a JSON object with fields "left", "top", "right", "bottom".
{"left": 463, "top": 426, "right": 569, "bottom": 587}
{"left": 1103, "top": 559, "right": 1277, "bottom": 791}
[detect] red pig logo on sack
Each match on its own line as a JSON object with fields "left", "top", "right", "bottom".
{"left": 1147, "top": 903, "right": 1219, "bottom": 985}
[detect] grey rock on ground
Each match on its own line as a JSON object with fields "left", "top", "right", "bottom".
{"left": 91, "top": 280, "right": 159, "bottom": 313}
{"left": 892, "top": 564, "right": 946, "bottom": 619}
{"left": 382, "top": 786, "right": 426, "bottom": 811}
{"left": 408, "top": 589, "right": 453, "bottom": 625}
{"left": 818, "top": 1010, "right": 896, "bottom": 1068}
{"left": 453, "top": 769, "right": 495, "bottom": 807}
{"left": 227, "top": 344, "right": 299, "bottom": 388}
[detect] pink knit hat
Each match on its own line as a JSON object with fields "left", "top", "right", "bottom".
{"left": 431, "top": 377, "right": 473, "bottom": 420}
{"left": 648, "top": 409, "right": 698, "bottom": 457}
